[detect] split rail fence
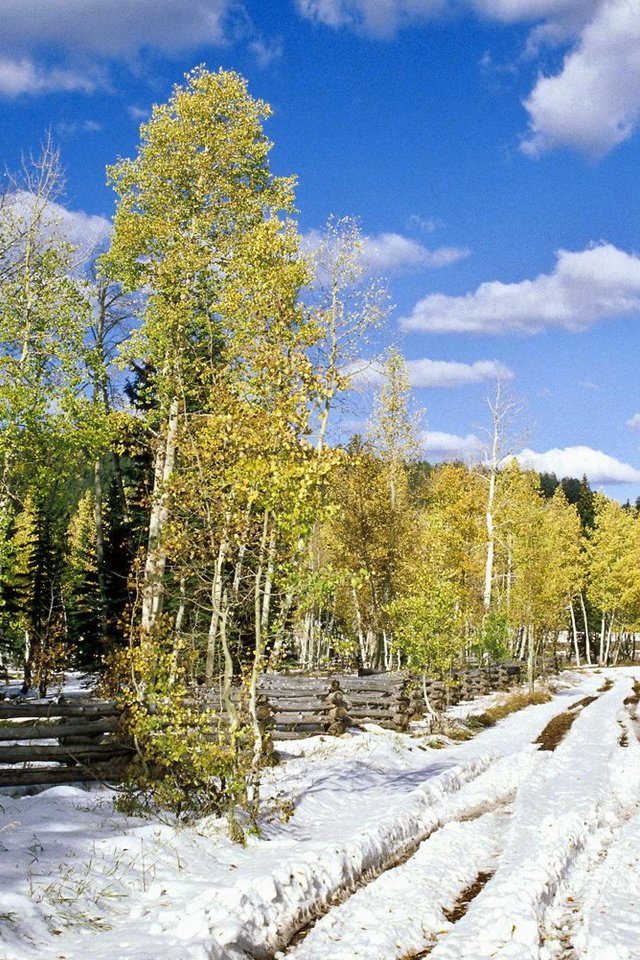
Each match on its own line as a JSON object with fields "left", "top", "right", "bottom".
{"left": 0, "top": 656, "right": 558, "bottom": 785}
{"left": 0, "top": 696, "right": 132, "bottom": 788}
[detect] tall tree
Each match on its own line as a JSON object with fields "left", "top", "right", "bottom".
{"left": 103, "top": 67, "right": 300, "bottom": 633}
{"left": 0, "top": 139, "right": 95, "bottom": 686}
{"left": 305, "top": 215, "right": 387, "bottom": 451}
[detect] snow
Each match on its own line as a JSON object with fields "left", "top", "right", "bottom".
{"left": 1, "top": 667, "right": 639, "bottom": 960}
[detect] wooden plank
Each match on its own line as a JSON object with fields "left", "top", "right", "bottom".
{"left": 339, "top": 674, "right": 405, "bottom": 684}
{"left": 342, "top": 691, "right": 394, "bottom": 703}
{"left": 339, "top": 683, "right": 405, "bottom": 695}
{"left": 340, "top": 691, "right": 404, "bottom": 702}
{"left": 258, "top": 685, "right": 335, "bottom": 697}
{"left": 0, "top": 719, "right": 119, "bottom": 741}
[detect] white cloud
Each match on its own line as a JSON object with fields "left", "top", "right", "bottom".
{"left": 406, "top": 214, "right": 443, "bottom": 234}
{"left": 54, "top": 204, "right": 112, "bottom": 256}
{"left": 248, "top": 36, "right": 284, "bottom": 68}
{"left": 0, "top": 0, "right": 235, "bottom": 58}
{"left": 303, "top": 228, "right": 469, "bottom": 276}
{"left": 521, "top": 0, "right": 640, "bottom": 157}
{"left": 515, "top": 445, "right": 640, "bottom": 484}
{"left": 626, "top": 414, "right": 640, "bottom": 432}
{"left": 7, "top": 191, "right": 111, "bottom": 257}
{"left": 421, "top": 430, "right": 484, "bottom": 460}
{"left": 295, "top": 0, "right": 640, "bottom": 156}
{"left": 55, "top": 119, "right": 103, "bottom": 137}
{"left": 128, "top": 105, "right": 151, "bottom": 121}
{"left": 362, "top": 233, "right": 470, "bottom": 272}
{"left": 295, "top": 0, "right": 598, "bottom": 36}
{"left": 0, "top": 56, "right": 98, "bottom": 97}
{"left": 471, "top": 0, "right": 600, "bottom": 29}
{"left": 409, "top": 358, "right": 512, "bottom": 387}
{"left": 420, "top": 432, "right": 640, "bottom": 481}
{"left": 400, "top": 244, "right": 640, "bottom": 335}
{"left": 346, "top": 357, "right": 512, "bottom": 388}
{"left": 0, "top": 1, "right": 278, "bottom": 98}
{"left": 295, "top": 0, "right": 447, "bottom": 38}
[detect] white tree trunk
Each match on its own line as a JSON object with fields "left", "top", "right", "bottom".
{"left": 569, "top": 601, "right": 581, "bottom": 667}
{"left": 141, "top": 398, "right": 179, "bottom": 632}
{"left": 579, "top": 591, "right": 592, "bottom": 665}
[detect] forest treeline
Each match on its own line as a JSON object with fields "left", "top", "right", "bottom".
{"left": 1, "top": 67, "right": 638, "bottom": 817}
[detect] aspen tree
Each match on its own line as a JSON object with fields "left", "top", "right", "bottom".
{"left": 103, "top": 67, "right": 298, "bottom": 633}
{"left": 0, "top": 140, "right": 93, "bottom": 686}
{"left": 306, "top": 215, "right": 387, "bottom": 451}
{"left": 587, "top": 496, "right": 640, "bottom": 664}
{"left": 476, "top": 383, "right": 520, "bottom": 617}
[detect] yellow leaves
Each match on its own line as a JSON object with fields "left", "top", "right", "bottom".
{"left": 587, "top": 498, "right": 640, "bottom": 622}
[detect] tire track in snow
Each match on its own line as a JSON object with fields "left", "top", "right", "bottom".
{"left": 199, "top": 754, "right": 498, "bottom": 960}
{"left": 271, "top": 685, "right": 611, "bottom": 960}
{"left": 280, "top": 812, "right": 509, "bottom": 960}
{"left": 424, "top": 676, "right": 640, "bottom": 960}
{"left": 278, "top": 752, "right": 538, "bottom": 960}
{"left": 541, "top": 687, "right": 640, "bottom": 960}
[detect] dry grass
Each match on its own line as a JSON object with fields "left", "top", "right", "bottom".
{"left": 468, "top": 690, "right": 552, "bottom": 729}
{"left": 446, "top": 727, "right": 475, "bottom": 742}
{"left": 534, "top": 710, "right": 580, "bottom": 751}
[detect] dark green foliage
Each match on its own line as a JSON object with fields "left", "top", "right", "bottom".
{"left": 538, "top": 472, "right": 595, "bottom": 531}
{"left": 539, "top": 472, "right": 559, "bottom": 498}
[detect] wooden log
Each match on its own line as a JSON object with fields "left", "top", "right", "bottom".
{"left": 267, "top": 699, "right": 334, "bottom": 712}
{"left": 346, "top": 707, "right": 404, "bottom": 721}
{"left": 325, "top": 691, "right": 346, "bottom": 706}
{"left": 338, "top": 683, "right": 405, "bottom": 696}
{"left": 264, "top": 703, "right": 329, "bottom": 717}
{"left": 374, "top": 718, "right": 406, "bottom": 729}
{"left": 326, "top": 721, "right": 347, "bottom": 736}
{"left": 272, "top": 725, "right": 325, "bottom": 735}
{"left": 327, "top": 706, "right": 348, "bottom": 721}
{"left": 0, "top": 719, "right": 119, "bottom": 741}
{"left": 260, "top": 690, "right": 334, "bottom": 703}
{"left": 272, "top": 710, "right": 329, "bottom": 723}
{"left": 0, "top": 766, "right": 123, "bottom": 787}
{"left": 266, "top": 700, "right": 328, "bottom": 713}
{"left": 258, "top": 679, "right": 339, "bottom": 692}
{"left": 272, "top": 730, "right": 322, "bottom": 741}
{"left": 341, "top": 690, "right": 394, "bottom": 703}
{"left": 0, "top": 743, "right": 132, "bottom": 764}
{"left": 0, "top": 702, "right": 118, "bottom": 719}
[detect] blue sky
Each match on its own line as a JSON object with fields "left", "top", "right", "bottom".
{"left": 1, "top": 0, "right": 639, "bottom": 497}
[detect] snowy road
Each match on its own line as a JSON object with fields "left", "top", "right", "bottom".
{"left": 282, "top": 672, "right": 640, "bottom": 960}
{"left": 1, "top": 668, "right": 639, "bottom": 960}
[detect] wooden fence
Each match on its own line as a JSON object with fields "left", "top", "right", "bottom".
{"left": 0, "top": 656, "right": 559, "bottom": 783}
{"left": 257, "top": 675, "right": 348, "bottom": 739}
{"left": 0, "top": 696, "right": 132, "bottom": 788}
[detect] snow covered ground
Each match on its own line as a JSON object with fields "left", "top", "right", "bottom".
{"left": 1, "top": 667, "right": 639, "bottom": 960}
